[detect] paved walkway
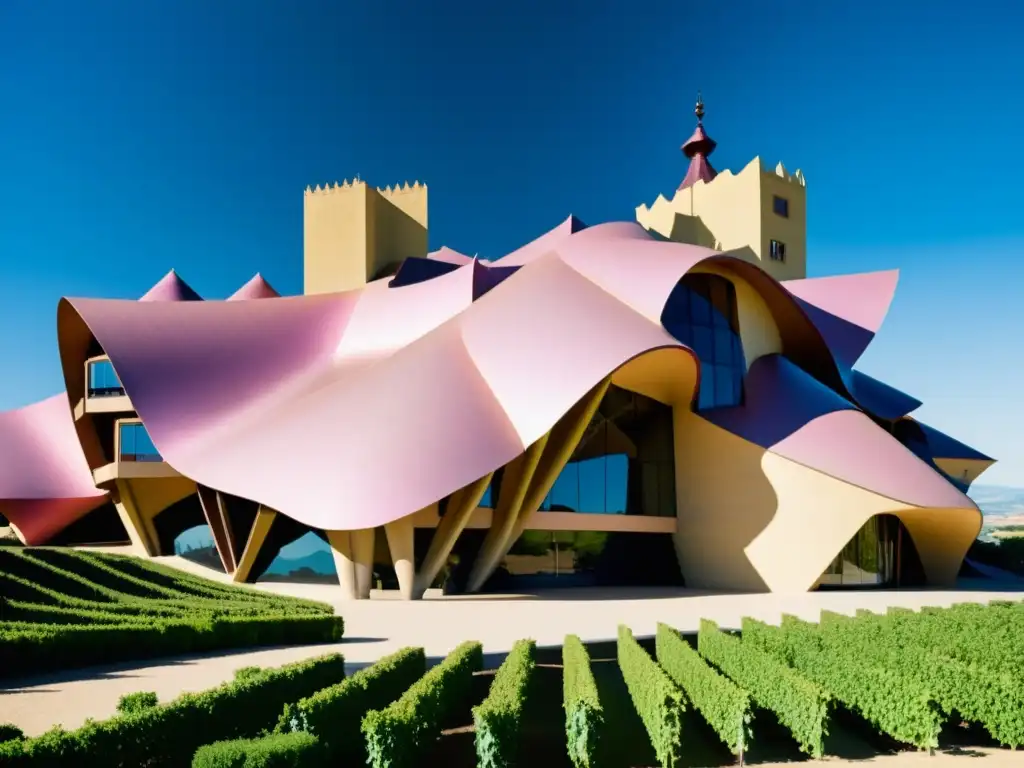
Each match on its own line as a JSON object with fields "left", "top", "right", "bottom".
{"left": 3, "top": 556, "right": 1023, "bottom": 739}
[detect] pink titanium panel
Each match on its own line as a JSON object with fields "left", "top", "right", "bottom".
{"left": 0, "top": 393, "right": 107, "bottom": 544}
{"left": 228, "top": 274, "right": 280, "bottom": 300}
{"left": 54, "top": 221, "right": 976, "bottom": 534}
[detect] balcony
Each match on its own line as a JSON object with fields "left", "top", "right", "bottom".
{"left": 92, "top": 421, "right": 181, "bottom": 484}
{"left": 74, "top": 357, "right": 133, "bottom": 419}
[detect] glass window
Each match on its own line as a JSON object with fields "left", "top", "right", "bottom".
{"left": 661, "top": 274, "right": 746, "bottom": 411}
{"left": 769, "top": 240, "right": 787, "bottom": 262}
{"left": 119, "top": 422, "right": 161, "bottom": 463}
{"left": 773, "top": 195, "right": 789, "bottom": 218}
{"left": 528, "top": 386, "right": 677, "bottom": 517}
{"left": 691, "top": 326, "right": 715, "bottom": 362}
{"left": 819, "top": 515, "right": 901, "bottom": 587}
{"left": 87, "top": 359, "right": 125, "bottom": 398}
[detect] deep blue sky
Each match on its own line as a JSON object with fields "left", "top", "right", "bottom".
{"left": 1, "top": 0, "right": 1022, "bottom": 485}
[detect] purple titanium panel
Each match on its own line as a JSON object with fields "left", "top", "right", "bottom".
{"left": 912, "top": 419, "right": 994, "bottom": 462}
{"left": 389, "top": 257, "right": 460, "bottom": 288}
{"left": 700, "top": 355, "right": 855, "bottom": 446}
{"left": 846, "top": 369, "right": 922, "bottom": 421}
{"left": 784, "top": 271, "right": 899, "bottom": 337}
{"left": 471, "top": 261, "right": 520, "bottom": 299}
{"left": 428, "top": 246, "right": 477, "bottom": 265}
{"left": 793, "top": 297, "right": 876, "bottom": 368}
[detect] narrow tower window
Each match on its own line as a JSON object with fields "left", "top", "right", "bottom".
{"left": 772, "top": 195, "right": 789, "bottom": 218}
{"left": 769, "top": 240, "right": 787, "bottom": 262}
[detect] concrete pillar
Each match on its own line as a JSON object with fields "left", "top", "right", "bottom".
{"left": 351, "top": 527, "right": 376, "bottom": 599}
{"left": 326, "top": 530, "right": 358, "bottom": 600}
{"left": 385, "top": 516, "right": 415, "bottom": 600}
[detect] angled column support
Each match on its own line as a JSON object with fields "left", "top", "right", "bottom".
{"left": 511, "top": 378, "right": 611, "bottom": 543}
{"left": 466, "top": 378, "right": 611, "bottom": 593}
{"left": 385, "top": 516, "right": 415, "bottom": 600}
{"left": 196, "top": 484, "right": 237, "bottom": 573}
{"left": 465, "top": 435, "right": 550, "bottom": 594}
{"left": 413, "top": 473, "right": 493, "bottom": 599}
{"left": 112, "top": 480, "right": 159, "bottom": 557}
{"left": 233, "top": 506, "right": 277, "bottom": 584}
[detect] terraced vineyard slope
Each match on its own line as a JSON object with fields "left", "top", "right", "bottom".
{"left": 0, "top": 547, "right": 343, "bottom": 677}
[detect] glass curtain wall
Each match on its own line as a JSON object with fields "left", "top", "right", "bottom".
{"left": 819, "top": 514, "right": 908, "bottom": 587}
{"left": 477, "top": 385, "right": 676, "bottom": 516}
{"left": 661, "top": 273, "right": 746, "bottom": 410}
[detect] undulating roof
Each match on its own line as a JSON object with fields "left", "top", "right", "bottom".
{"left": 46, "top": 219, "right": 981, "bottom": 534}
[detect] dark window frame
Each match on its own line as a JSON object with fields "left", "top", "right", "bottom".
{"left": 772, "top": 195, "right": 789, "bottom": 218}
{"left": 769, "top": 239, "right": 787, "bottom": 262}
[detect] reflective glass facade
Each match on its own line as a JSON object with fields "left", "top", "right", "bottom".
{"left": 660, "top": 274, "right": 745, "bottom": 410}
{"left": 478, "top": 386, "right": 676, "bottom": 517}
{"left": 88, "top": 359, "right": 125, "bottom": 398}
{"left": 118, "top": 422, "right": 161, "bottom": 462}
{"left": 439, "top": 527, "right": 684, "bottom": 593}
{"left": 817, "top": 514, "right": 925, "bottom": 587}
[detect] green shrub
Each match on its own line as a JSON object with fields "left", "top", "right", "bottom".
{"left": 89, "top": 552, "right": 331, "bottom": 613}
{"left": 0, "top": 549, "right": 112, "bottom": 602}
{"left": 0, "top": 723, "right": 24, "bottom": 743}
{"left": 192, "top": 731, "right": 324, "bottom": 768}
{"left": 117, "top": 691, "right": 158, "bottom": 715}
{"left": 234, "top": 666, "right": 263, "bottom": 681}
{"left": 0, "top": 614, "right": 343, "bottom": 678}
{"left": 362, "top": 641, "right": 483, "bottom": 768}
{"left": 1, "top": 600, "right": 134, "bottom": 626}
{"left": 700, "top": 619, "right": 829, "bottom": 757}
{"left": 617, "top": 625, "right": 684, "bottom": 768}
{"left": 278, "top": 646, "right": 426, "bottom": 764}
{"left": 25, "top": 549, "right": 171, "bottom": 600}
{"left": 819, "top": 609, "right": 1024, "bottom": 747}
{"left": 562, "top": 635, "right": 604, "bottom": 768}
{"left": 657, "top": 623, "right": 751, "bottom": 755}
{"left": 473, "top": 639, "right": 536, "bottom": 768}
{"left": 743, "top": 616, "right": 942, "bottom": 750}
{"left": 7, "top": 653, "right": 346, "bottom": 766}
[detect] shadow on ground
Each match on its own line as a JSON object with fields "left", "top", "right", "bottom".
{"left": 418, "top": 638, "right": 1017, "bottom": 768}
{"left": 0, "top": 637, "right": 386, "bottom": 691}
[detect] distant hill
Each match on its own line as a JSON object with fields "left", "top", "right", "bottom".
{"left": 264, "top": 548, "right": 336, "bottom": 576}
{"left": 971, "top": 485, "right": 1024, "bottom": 521}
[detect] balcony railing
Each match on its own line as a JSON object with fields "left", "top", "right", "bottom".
{"left": 120, "top": 452, "right": 163, "bottom": 463}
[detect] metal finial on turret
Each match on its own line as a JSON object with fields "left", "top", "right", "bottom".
{"left": 695, "top": 91, "right": 705, "bottom": 123}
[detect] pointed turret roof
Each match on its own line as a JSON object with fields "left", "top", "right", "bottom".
{"left": 228, "top": 273, "right": 280, "bottom": 300}
{"left": 678, "top": 92, "right": 718, "bottom": 190}
{"left": 139, "top": 269, "right": 203, "bottom": 302}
